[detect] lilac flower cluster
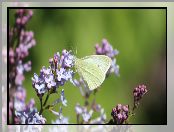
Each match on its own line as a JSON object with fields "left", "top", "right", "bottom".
{"left": 12, "top": 86, "right": 46, "bottom": 124}
{"left": 9, "top": 30, "right": 35, "bottom": 85}
{"left": 75, "top": 103, "right": 106, "bottom": 124}
{"left": 133, "top": 84, "right": 148, "bottom": 106}
{"left": 95, "top": 39, "right": 119, "bottom": 76}
{"left": 30, "top": 50, "right": 74, "bottom": 122}
{"left": 111, "top": 104, "right": 129, "bottom": 124}
{"left": 15, "top": 9, "right": 33, "bottom": 28}
{"left": 15, "top": 110, "right": 46, "bottom": 124}
{"left": 32, "top": 50, "right": 74, "bottom": 98}
{"left": 75, "top": 103, "right": 93, "bottom": 123}
{"left": 8, "top": 9, "right": 45, "bottom": 124}
{"left": 15, "top": 60, "right": 31, "bottom": 85}
{"left": 16, "top": 30, "right": 36, "bottom": 59}
{"left": 110, "top": 85, "right": 148, "bottom": 124}
{"left": 9, "top": 9, "right": 35, "bottom": 88}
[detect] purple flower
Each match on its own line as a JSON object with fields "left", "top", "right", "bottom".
{"left": 111, "top": 104, "right": 129, "bottom": 124}
{"left": 45, "top": 74, "right": 56, "bottom": 89}
{"left": 56, "top": 68, "right": 66, "bottom": 82}
{"left": 15, "top": 110, "right": 46, "bottom": 124}
{"left": 23, "top": 61, "right": 32, "bottom": 72}
{"left": 75, "top": 103, "right": 83, "bottom": 114}
{"left": 32, "top": 73, "right": 46, "bottom": 96}
{"left": 133, "top": 84, "right": 148, "bottom": 106}
{"left": 95, "top": 39, "right": 119, "bottom": 58}
{"left": 13, "top": 86, "right": 44, "bottom": 124}
{"left": 15, "top": 73, "right": 25, "bottom": 86}
{"left": 32, "top": 50, "right": 74, "bottom": 95}
{"left": 32, "top": 66, "right": 57, "bottom": 94}
{"left": 52, "top": 50, "right": 75, "bottom": 86}
{"left": 62, "top": 49, "right": 74, "bottom": 68}
{"left": 14, "top": 87, "right": 26, "bottom": 111}
{"left": 29, "top": 112, "right": 46, "bottom": 124}
{"left": 15, "top": 9, "right": 33, "bottom": 28}
{"left": 52, "top": 50, "right": 74, "bottom": 70}
{"left": 16, "top": 30, "right": 36, "bottom": 60}
{"left": 95, "top": 39, "right": 119, "bottom": 76}
{"left": 40, "top": 66, "right": 51, "bottom": 75}
{"left": 8, "top": 9, "right": 39, "bottom": 124}
{"left": 64, "top": 69, "right": 74, "bottom": 81}
{"left": 26, "top": 99, "right": 35, "bottom": 111}
{"left": 15, "top": 86, "right": 26, "bottom": 102}
{"left": 82, "top": 108, "right": 93, "bottom": 122}
{"left": 15, "top": 60, "right": 32, "bottom": 85}
{"left": 35, "top": 84, "right": 47, "bottom": 95}
{"left": 31, "top": 49, "right": 74, "bottom": 120}
{"left": 32, "top": 73, "right": 41, "bottom": 84}
{"left": 110, "top": 59, "right": 119, "bottom": 76}
{"left": 75, "top": 103, "right": 97, "bottom": 123}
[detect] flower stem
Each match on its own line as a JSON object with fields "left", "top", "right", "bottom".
{"left": 39, "top": 97, "right": 43, "bottom": 115}
{"left": 43, "top": 92, "right": 50, "bottom": 107}
{"left": 76, "top": 114, "right": 80, "bottom": 124}
{"left": 39, "top": 91, "right": 50, "bottom": 115}
{"left": 12, "top": 96, "right": 15, "bottom": 124}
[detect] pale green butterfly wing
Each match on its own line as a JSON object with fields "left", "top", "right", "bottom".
{"left": 75, "top": 55, "right": 111, "bottom": 90}
{"left": 82, "top": 55, "right": 112, "bottom": 74}
{"left": 75, "top": 58, "right": 105, "bottom": 90}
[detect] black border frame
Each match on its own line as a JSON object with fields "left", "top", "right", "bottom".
{"left": 7, "top": 6, "right": 167, "bottom": 125}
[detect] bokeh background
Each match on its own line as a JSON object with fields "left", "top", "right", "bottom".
{"left": 9, "top": 9, "right": 166, "bottom": 124}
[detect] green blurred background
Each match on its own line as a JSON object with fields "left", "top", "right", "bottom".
{"left": 9, "top": 9, "right": 166, "bottom": 124}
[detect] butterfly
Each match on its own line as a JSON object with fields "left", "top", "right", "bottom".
{"left": 74, "top": 55, "right": 111, "bottom": 90}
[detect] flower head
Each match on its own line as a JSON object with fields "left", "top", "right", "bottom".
{"left": 111, "top": 104, "right": 129, "bottom": 124}
{"left": 15, "top": 109, "right": 46, "bottom": 124}
{"left": 32, "top": 73, "right": 47, "bottom": 97}
{"left": 75, "top": 103, "right": 93, "bottom": 123}
{"left": 95, "top": 39, "right": 119, "bottom": 58}
{"left": 15, "top": 9, "right": 33, "bottom": 28}
{"left": 133, "top": 84, "right": 148, "bottom": 106}
{"left": 32, "top": 50, "right": 74, "bottom": 97}
{"left": 16, "top": 30, "right": 36, "bottom": 60}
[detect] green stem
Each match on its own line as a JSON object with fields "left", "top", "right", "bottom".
{"left": 39, "top": 98, "right": 43, "bottom": 115}
{"left": 43, "top": 92, "right": 50, "bottom": 107}
{"left": 39, "top": 92, "right": 50, "bottom": 115}
{"left": 12, "top": 96, "right": 15, "bottom": 124}
{"left": 76, "top": 114, "right": 80, "bottom": 124}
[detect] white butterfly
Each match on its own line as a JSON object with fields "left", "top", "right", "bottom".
{"left": 74, "top": 55, "right": 111, "bottom": 90}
